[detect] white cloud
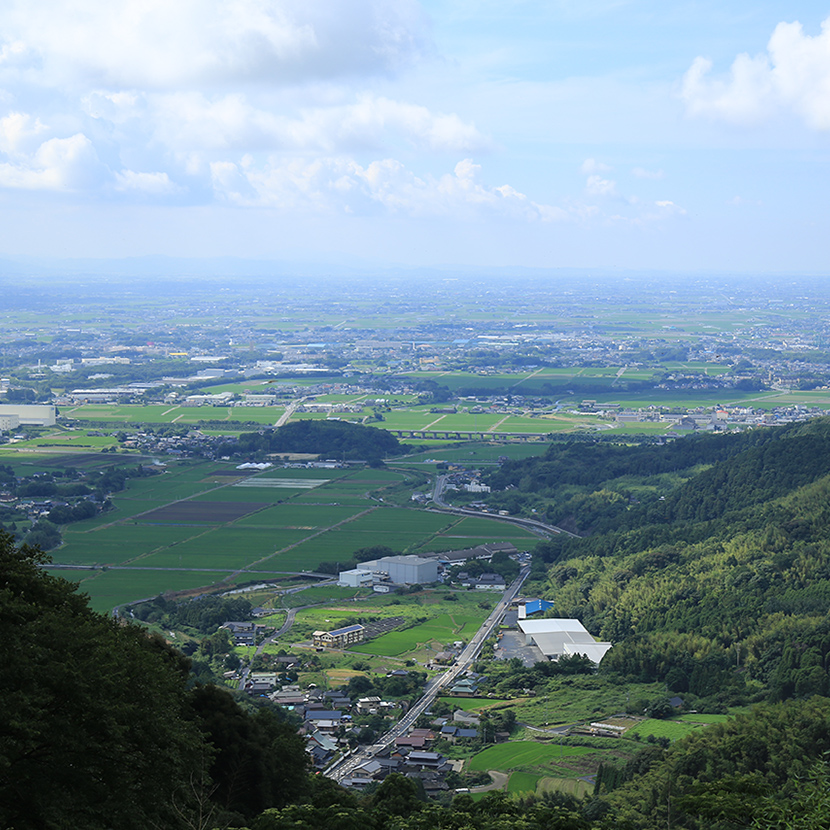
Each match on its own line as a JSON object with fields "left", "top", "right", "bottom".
{"left": 0, "top": 133, "right": 103, "bottom": 190}
{"left": 0, "top": 112, "right": 48, "bottom": 155}
{"left": 114, "top": 170, "right": 183, "bottom": 195}
{"left": 585, "top": 174, "right": 616, "bottom": 196}
{"left": 82, "top": 91, "right": 143, "bottom": 123}
{"left": 148, "top": 92, "right": 488, "bottom": 154}
{"left": 211, "top": 154, "right": 567, "bottom": 221}
{"left": 631, "top": 166, "right": 663, "bottom": 179}
{"left": 682, "top": 16, "right": 830, "bottom": 129}
{"left": 0, "top": 0, "right": 428, "bottom": 90}
{"left": 655, "top": 200, "right": 686, "bottom": 216}
{"left": 581, "top": 158, "right": 611, "bottom": 174}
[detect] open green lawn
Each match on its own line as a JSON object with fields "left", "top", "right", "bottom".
{"left": 625, "top": 719, "right": 701, "bottom": 741}
{"left": 467, "top": 742, "right": 598, "bottom": 771}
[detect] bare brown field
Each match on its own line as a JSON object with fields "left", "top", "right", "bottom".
{"left": 138, "top": 501, "right": 268, "bottom": 523}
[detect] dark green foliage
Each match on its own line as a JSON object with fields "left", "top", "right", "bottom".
{"left": 46, "top": 499, "right": 98, "bottom": 524}
{"left": 485, "top": 418, "right": 830, "bottom": 533}
{"left": 522, "top": 419, "right": 830, "bottom": 704}
{"left": 480, "top": 654, "right": 595, "bottom": 696}
{"left": 23, "top": 518, "right": 62, "bottom": 550}
{"left": 254, "top": 786, "right": 590, "bottom": 830}
{"left": 0, "top": 533, "right": 312, "bottom": 829}
{"left": 604, "top": 698, "right": 830, "bottom": 829}
{"left": 130, "top": 592, "right": 253, "bottom": 632}
{"left": 189, "top": 685, "right": 310, "bottom": 820}
{"left": 228, "top": 419, "right": 402, "bottom": 461}
{"left": 0, "top": 533, "right": 207, "bottom": 829}
{"left": 346, "top": 669, "right": 428, "bottom": 700}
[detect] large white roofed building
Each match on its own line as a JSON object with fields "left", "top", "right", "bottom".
{"left": 517, "top": 618, "right": 612, "bottom": 665}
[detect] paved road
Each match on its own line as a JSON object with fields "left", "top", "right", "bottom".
{"left": 430, "top": 475, "right": 579, "bottom": 539}
{"left": 325, "top": 565, "right": 531, "bottom": 783}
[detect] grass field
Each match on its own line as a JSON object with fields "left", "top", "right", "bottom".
{"left": 467, "top": 741, "right": 598, "bottom": 771}
{"left": 353, "top": 611, "right": 487, "bottom": 656}
{"left": 625, "top": 719, "right": 701, "bottom": 741}
{"left": 507, "top": 772, "right": 541, "bottom": 794}
{"left": 439, "top": 697, "right": 514, "bottom": 711}
{"left": 56, "top": 567, "right": 235, "bottom": 613}
{"left": 505, "top": 677, "right": 667, "bottom": 727}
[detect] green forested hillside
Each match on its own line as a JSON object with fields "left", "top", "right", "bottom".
{"left": 486, "top": 419, "right": 830, "bottom": 536}
{"left": 517, "top": 419, "right": 830, "bottom": 705}
{"left": 0, "top": 533, "right": 309, "bottom": 830}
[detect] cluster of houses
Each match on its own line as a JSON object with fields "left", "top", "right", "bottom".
{"left": 342, "top": 707, "right": 506, "bottom": 794}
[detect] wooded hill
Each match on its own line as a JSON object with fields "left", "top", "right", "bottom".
{"left": 223, "top": 419, "right": 402, "bottom": 461}
{"left": 504, "top": 418, "right": 830, "bottom": 706}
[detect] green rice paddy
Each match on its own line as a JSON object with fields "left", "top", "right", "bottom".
{"left": 41, "top": 458, "right": 526, "bottom": 611}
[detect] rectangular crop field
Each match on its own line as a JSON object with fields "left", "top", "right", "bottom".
{"left": 625, "top": 719, "right": 701, "bottom": 742}
{"left": 192, "top": 487, "right": 300, "bottom": 503}
{"left": 340, "top": 508, "right": 453, "bottom": 535}
{"left": 440, "top": 516, "right": 539, "bottom": 540}
{"left": 53, "top": 525, "right": 205, "bottom": 565}
{"left": 138, "top": 500, "right": 268, "bottom": 523}
{"left": 507, "top": 773, "right": 541, "bottom": 794}
{"left": 136, "top": 526, "right": 312, "bottom": 570}
{"left": 233, "top": 478, "right": 330, "bottom": 489}
{"left": 467, "top": 742, "right": 598, "bottom": 772}
{"left": 231, "top": 504, "right": 366, "bottom": 529}
{"left": 65, "top": 568, "right": 234, "bottom": 613}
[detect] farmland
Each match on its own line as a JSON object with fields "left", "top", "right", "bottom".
{"left": 42, "top": 457, "right": 530, "bottom": 613}
{"left": 268, "top": 589, "right": 495, "bottom": 659}
{"left": 353, "top": 610, "right": 488, "bottom": 657}
{"left": 467, "top": 741, "right": 601, "bottom": 772}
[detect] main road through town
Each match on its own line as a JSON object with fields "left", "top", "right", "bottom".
{"left": 325, "top": 565, "right": 531, "bottom": 783}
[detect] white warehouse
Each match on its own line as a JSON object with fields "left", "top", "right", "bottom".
{"left": 337, "top": 569, "right": 375, "bottom": 588}
{"left": 517, "top": 618, "right": 612, "bottom": 665}
{"left": 0, "top": 405, "right": 56, "bottom": 426}
{"left": 356, "top": 555, "right": 439, "bottom": 585}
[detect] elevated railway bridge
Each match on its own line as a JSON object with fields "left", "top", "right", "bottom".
{"left": 389, "top": 429, "right": 552, "bottom": 442}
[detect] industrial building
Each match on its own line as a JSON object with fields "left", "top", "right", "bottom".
{"left": 356, "top": 554, "right": 439, "bottom": 585}
{"left": 337, "top": 568, "right": 376, "bottom": 588}
{"left": 0, "top": 405, "right": 56, "bottom": 427}
{"left": 313, "top": 624, "right": 365, "bottom": 649}
{"left": 517, "top": 618, "right": 612, "bottom": 665}
{"left": 518, "top": 598, "right": 554, "bottom": 619}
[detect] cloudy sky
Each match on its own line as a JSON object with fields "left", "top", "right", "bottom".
{"left": 1, "top": 0, "right": 829, "bottom": 272}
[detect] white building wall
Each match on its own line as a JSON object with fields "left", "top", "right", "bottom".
{"left": 0, "top": 405, "right": 55, "bottom": 426}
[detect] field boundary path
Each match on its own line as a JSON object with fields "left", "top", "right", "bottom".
{"left": 232, "top": 506, "right": 378, "bottom": 578}
{"left": 325, "top": 565, "right": 530, "bottom": 783}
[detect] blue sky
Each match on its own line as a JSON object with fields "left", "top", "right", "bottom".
{"left": 0, "top": 0, "right": 829, "bottom": 272}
